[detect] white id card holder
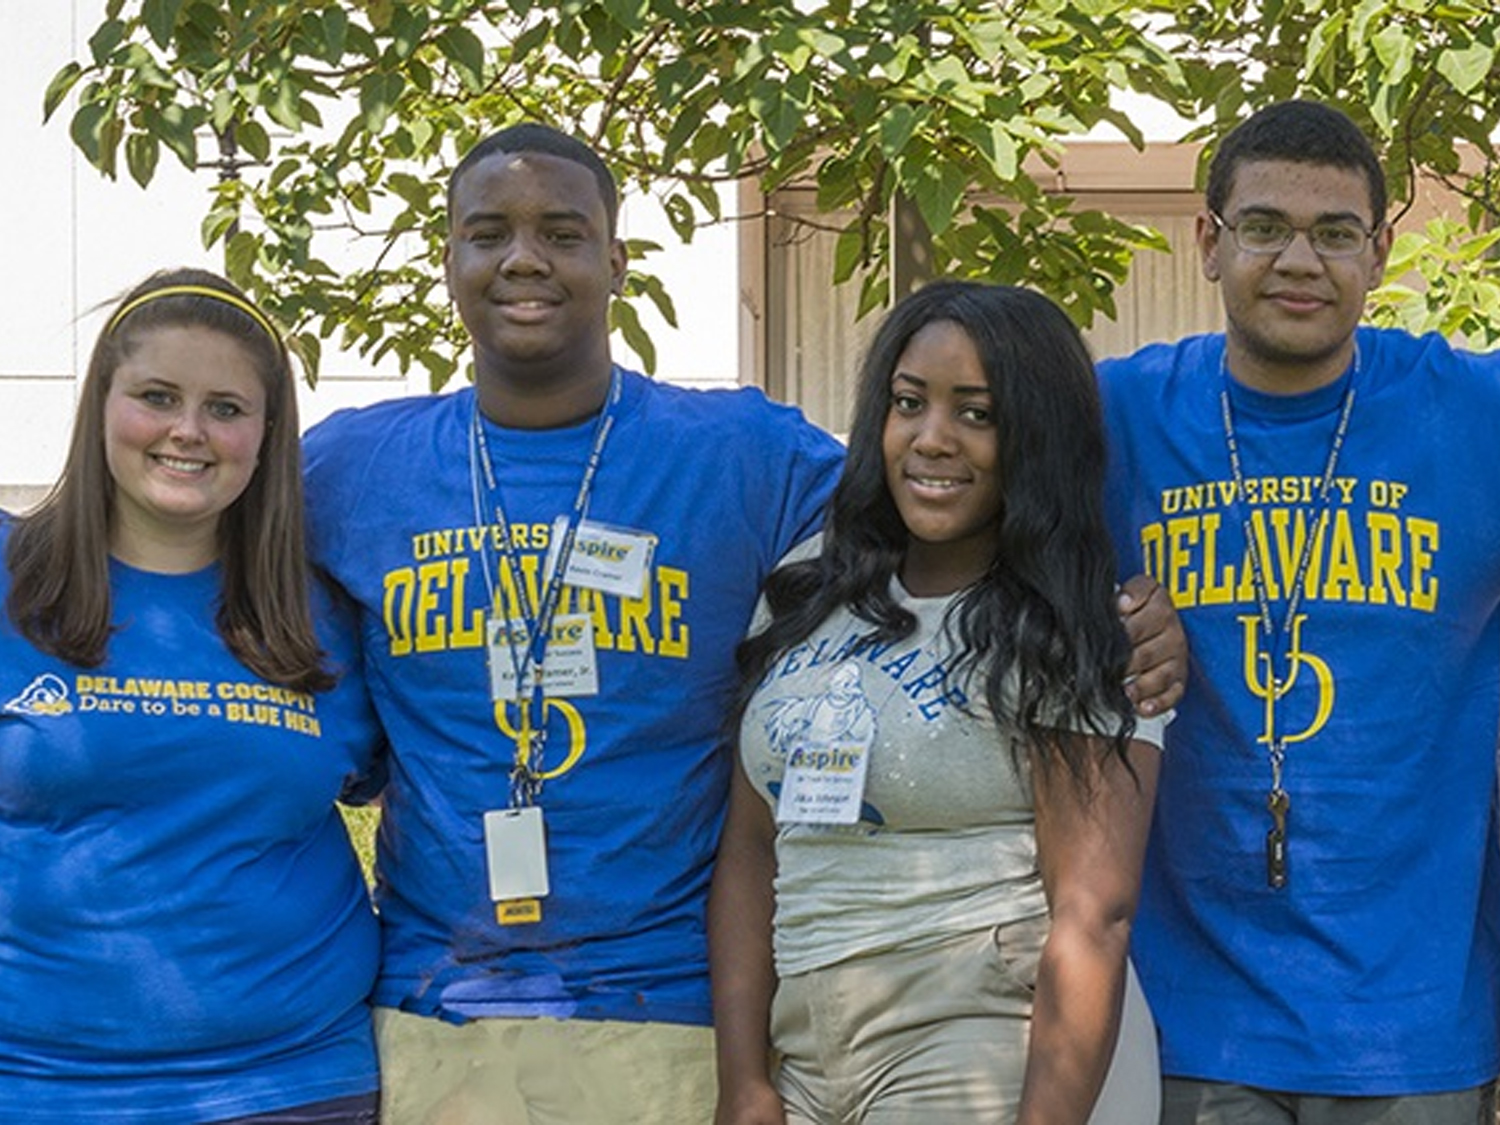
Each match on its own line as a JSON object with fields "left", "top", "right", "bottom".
{"left": 548, "top": 516, "right": 657, "bottom": 599}
{"left": 483, "top": 806, "right": 551, "bottom": 901}
{"left": 487, "top": 615, "right": 599, "bottom": 699}
{"left": 775, "top": 739, "right": 871, "bottom": 825}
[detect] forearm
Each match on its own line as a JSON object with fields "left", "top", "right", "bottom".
{"left": 1017, "top": 918, "right": 1131, "bottom": 1125}
{"left": 708, "top": 771, "right": 784, "bottom": 1123}
{"left": 1022, "top": 737, "right": 1159, "bottom": 1125}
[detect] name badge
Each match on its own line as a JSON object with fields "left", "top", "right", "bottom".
{"left": 483, "top": 806, "right": 551, "bottom": 902}
{"left": 775, "top": 738, "right": 871, "bottom": 825}
{"left": 548, "top": 517, "right": 656, "bottom": 600}
{"left": 488, "top": 614, "right": 599, "bottom": 700}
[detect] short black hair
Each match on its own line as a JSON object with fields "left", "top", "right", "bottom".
{"left": 1206, "top": 100, "right": 1387, "bottom": 223}
{"left": 447, "top": 123, "right": 620, "bottom": 234}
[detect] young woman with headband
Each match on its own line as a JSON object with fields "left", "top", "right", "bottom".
{"left": 0, "top": 268, "right": 385, "bottom": 1123}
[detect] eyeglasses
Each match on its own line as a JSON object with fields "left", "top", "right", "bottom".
{"left": 1210, "top": 212, "right": 1380, "bottom": 259}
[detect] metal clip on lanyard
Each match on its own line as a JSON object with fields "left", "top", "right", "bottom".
{"left": 468, "top": 368, "right": 623, "bottom": 807}
{"left": 1219, "top": 351, "right": 1356, "bottom": 889}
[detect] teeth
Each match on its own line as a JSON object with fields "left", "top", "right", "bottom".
{"left": 156, "top": 456, "right": 206, "bottom": 473}
{"left": 912, "top": 476, "right": 964, "bottom": 489}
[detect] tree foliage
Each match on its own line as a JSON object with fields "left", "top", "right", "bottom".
{"left": 1147, "top": 0, "right": 1500, "bottom": 345}
{"left": 45, "top": 0, "right": 1500, "bottom": 386}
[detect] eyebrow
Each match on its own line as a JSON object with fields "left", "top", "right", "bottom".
{"left": 1232, "top": 205, "right": 1371, "bottom": 225}
{"left": 456, "top": 207, "right": 596, "bottom": 227}
{"left": 891, "top": 371, "right": 991, "bottom": 396}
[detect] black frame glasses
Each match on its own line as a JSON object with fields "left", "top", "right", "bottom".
{"left": 1210, "top": 211, "right": 1380, "bottom": 259}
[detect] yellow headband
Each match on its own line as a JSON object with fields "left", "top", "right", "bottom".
{"left": 106, "top": 284, "right": 281, "bottom": 347}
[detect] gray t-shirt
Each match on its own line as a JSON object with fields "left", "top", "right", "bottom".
{"left": 739, "top": 579, "right": 1168, "bottom": 976}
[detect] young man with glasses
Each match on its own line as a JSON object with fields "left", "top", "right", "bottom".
{"left": 1099, "top": 99, "right": 1500, "bottom": 1123}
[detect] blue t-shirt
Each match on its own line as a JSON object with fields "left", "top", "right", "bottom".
{"left": 0, "top": 532, "right": 384, "bottom": 1123}
{"left": 1099, "top": 327, "right": 1500, "bottom": 1095}
{"left": 303, "top": 368, "right": 844, "bottom": 1025}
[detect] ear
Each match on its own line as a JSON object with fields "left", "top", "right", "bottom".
{"left": 443, "top": 240, "right": 456, "bottom": 296}
{"left": 1366, "top": 221, "right": 1395, "bottom": 290}
{"left": 1195, "top": 211, "right": 1222, "bottom": 283}
{"left": 609, "top": 239, "right": 628, "bottom": 297}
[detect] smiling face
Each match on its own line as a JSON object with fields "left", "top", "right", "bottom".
{"left": 104, "top": 325, "right": 267, "bottom": 569}
{"left": 1200, "top": 159, "right": 1392, "bottom": 394}
{"left": 445, "top": 150, "right": 627, "bottom": 422}
{"left": 881, "top": 319, "right": 1004, "bottom": 596}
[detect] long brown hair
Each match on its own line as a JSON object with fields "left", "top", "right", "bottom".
{"left": 6, "top": 268, "right": 333, "bottom": 692}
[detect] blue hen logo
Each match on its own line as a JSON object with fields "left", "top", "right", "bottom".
{"left": 4, "top": 674, "right": 73, "bottom": 717}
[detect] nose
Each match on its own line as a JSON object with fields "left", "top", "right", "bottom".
{"left": 169, "top": 406, "right": 208, "bottom": 445}
{"left": 500, "top": 229, "right": 550, "bottom": 276}
{"left": 911, "top": 411, "right": 959, "bottom": 456}
{"left": 1272, "top": 229, "right": 1326, "bottom": 273}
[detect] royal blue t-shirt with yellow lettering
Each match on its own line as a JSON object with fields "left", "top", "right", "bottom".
{"left": 303, "top": 368, "right": 843, "bottom": 1025}
{"left": 0, "top": 531, "right": 384, "bottom": 1123}
{"left": 1100, "top": 327, "right": 1500, "bottom": 1095}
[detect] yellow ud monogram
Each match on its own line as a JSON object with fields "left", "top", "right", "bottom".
{"left": 494, "top": 697, "right": 588, "bottom": 779}
{"left": 1239, "top": 614, "right": 1336, "bottom": 747}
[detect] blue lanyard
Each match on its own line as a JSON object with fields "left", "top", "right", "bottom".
{"left": 1219, "top": 355, "right": 1356, "bottom": 705}
{"left": 468, "top": 368, "right": 622, "bottom": 805}
{"left": 1219, "top": 349, "right": 1356, "bottom": 888}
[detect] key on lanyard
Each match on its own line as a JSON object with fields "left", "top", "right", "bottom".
{"left": 1266, "top": 787, "right": 1290, "bottom": 890}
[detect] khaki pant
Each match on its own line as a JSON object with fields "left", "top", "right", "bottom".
{"left": 1161, "top": 1078, "right": 1497, "bottom": 1125}
{"left": 771, "top": 920, "right": 1159, "bottom": 1124}
{"left": 374, "top": 1008, "right": 716, "bottom": 1125}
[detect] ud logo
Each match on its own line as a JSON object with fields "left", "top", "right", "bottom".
{"left": 1239, "top": 614, "right": 1335, "bottom": 747}
{"left": 494, "top": 697, "right": 587, "bottom": 780}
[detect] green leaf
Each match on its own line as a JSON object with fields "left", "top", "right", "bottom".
{"left": 662, "top": 192, "right": 696, "bottom": 242}
{"left": 287, "top": 329, "right": 322, "bottom": 387}
{"left": 152, "top": 103, "right": 202, "bottom": 169}
{"left": 510, "top": 19, "right": 551, "bottom": 63}
{"left": 1370, "top": 24, "right": 1415, "bottom": 86}
{"left": 224, "top": 229, "right": 260, "bottom": 286}
{"left": 856, "top": 269, "right": 888, "bottom": 320}
{"left": 69, "top": 102, "right": 111, "bottom": 169}
{"left": 637, "top": 273, "right": 679, "bottom": 328}
{"left": 895, "top": 152, "right": 966, "bottom": 238}
{"left": 359, "top": 72, "right": 404, "bottom": 133}
{"left": 610, "top": 297, "right": 656, "bottom": 374}
{"left": 387, "top": 171, "right": 432, "bottom": 208}
{"left": 436, "top": 26, "right": 487, "bottom": 89}
{"left": 1437, "top": 43, "right": 1494, "bottom": 95}
{"left": 389, "top": 4, "right": 432, "bottom": 60}
{"left": 877, "top": 103, "right": 919, "bottom": 159}
{"left": 985, "top": 123, "right": 1019, "bottom": 181}
{"left": 267, "top": 81, "right": 305, "bottom": 131}
{"left": 201, "top": 205, "right": 240, "bottom": 248}
{"left": 833, "top": 225, "right": 866, "bottom": 284}
{"left": 43, "top": 63, "right": 84, "bottom": 122}
{"left": 125, "top": 131, "right": 160, "bottom": 187}
{"left": 237, "top": 119, "right": 272, "bottom": 164}
{"left": 88, "top": 18, "right": 127, "bottom": 65}
{"left": 323, "top": 8, "right": 350, "bottom": 62}
{"left": 210, "top": 89, "right": 235, "bottom": 133}
{"left": 1303, "top": 9, "right": 1347, "bottom": 73}
{"left": 141, "top": 0, "right": 185, "bottom": 49}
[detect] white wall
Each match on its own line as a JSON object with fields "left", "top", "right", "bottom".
{"left": 0, "top": 2, "right": 738, "bottom": 510}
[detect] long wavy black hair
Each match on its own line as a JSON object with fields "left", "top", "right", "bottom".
{"left": 735, "top": 280, "right": 1134, "bottom": 781}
